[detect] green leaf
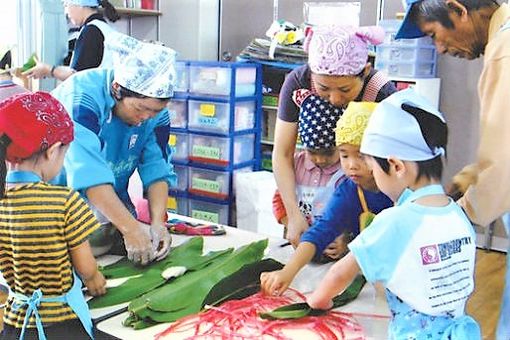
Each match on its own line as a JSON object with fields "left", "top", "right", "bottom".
{"left": 259, "top": 275, "right": 366, "bottom": 320}
{"left": 20, "top": 53, "right": 37, "bottom": 72}
{"left": 125, "top": 239, "right": 269, "bottom": 328}
{"left": 203, "top": 258, "right": 283, "bottom": 307}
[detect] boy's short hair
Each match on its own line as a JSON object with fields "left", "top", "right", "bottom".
{"left": 372, "top": 156, "right": 444, "bottom": 181}
{"left": 307, "top": 147, "right": 337, "bottom": 157}
{"left": 0, "top": 51, "right": 11, "bottom": 71}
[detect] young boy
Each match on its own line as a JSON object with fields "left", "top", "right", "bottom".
{"left": 272, "top": 89, "right": 347, "bottom": 260}
{"left": 0, "top": 92, "right": 106, "bottom": 339}
{"left": 307, "top": 89, "right": 480, "bottom": 339}
{"left": 261, "top": 101, "right": 392, "bottom": 295}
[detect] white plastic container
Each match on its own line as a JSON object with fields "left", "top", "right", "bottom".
{"left": 169, "top": 165, "right": 188, "bottom": 192}
{"left": 188, "top": 100, "right": 256, "bottom": 133}
{"left": 168, "top": 98, "right": 187, "bottom": 129}
{"left": 376, "top": 45, "right": 436, "bottom": 63}
{"left": 375, "top": 59, "right": 436, "bottom": 78}
{"left": 378, "top": 19, "right": 434, "bottom": 46}
{"left": 174, "top": 62, "right": 189, "bottom": 92}
{"left": 188, "top": 166, "right": 252, "bottom": 200}
{"left": 188, "top": 134, "right": 255, "bottom": 167}
{"left": 189, "top": 65, "right": 257, "bottom": 96}
{"left": 188, "top": 198, "right": 230, "bottom": 225}
{"left": 168, "top": 132, "right": 188, "bottom": 162}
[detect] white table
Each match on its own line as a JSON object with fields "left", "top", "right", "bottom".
{"left": 92, "top": 215, "right": 390, "bottom": 339}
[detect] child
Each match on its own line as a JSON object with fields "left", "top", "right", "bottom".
{"left": 0, "top": 92, "right": 106, "bottom": 339}
{"left": 261, "top": 101, "right": 393, "bottom": 295}
{"left": 307, "top": 89, "right": 481, "bottom": 339}
{"left": 272, "top": 89, "right": 347, "bottom": 260}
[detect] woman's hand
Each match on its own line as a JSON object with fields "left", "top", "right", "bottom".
{"left": 260, "top": 269, "right": 295, "bottom": 296}
{"left": 286, "top": 213, "right": 309, "bottom": 247}
{"left": 83, "top": 271, "right": 107, "bottom": 296}
{"left": 22, "top": 56, "right": 51, "bottom": 79}
{"left": 123, "top": 222, "right": 155, "bottom": 265}
{"left": 150, "top": 223, "right": 172, "bottom": 261}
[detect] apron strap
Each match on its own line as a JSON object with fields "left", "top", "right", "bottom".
{"left": 361, "top": 71, "right": 387, "bottom": 102}
{"left": 357, "top": 186, "right": 369, "bottom": 213}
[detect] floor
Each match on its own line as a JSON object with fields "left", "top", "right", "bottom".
{"left": 0, "top": 249, "right": 506, "bottom": 337}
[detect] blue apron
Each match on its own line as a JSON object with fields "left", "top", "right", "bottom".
{"left": 389, "top": 185, "right": 480, "bottom": 340}
{"left": 6, "top": 171, "right": 94, "bottom": 340}
{"left": 296, "top": 169, "right": 344, "bottom": 224}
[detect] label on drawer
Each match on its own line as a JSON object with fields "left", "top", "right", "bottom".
{"left": 191, "top": 209, "right": 219, "bottom": 224}
{"left": 200, "top": 104, "right": 216, "bottom": 117}
{"left": 192, "top": 145, "right": 221, "bottom": 160}
{"left": 198, "top": 116, "right": 218, "bottom": 127}
{"left": 168, "top": 134, "right": 177, "bottom": 146}
{"left": 192, "top": 177, "right": 221, "bottom": 193}
{"left": 167, "top": 197, "right": 177, "bottom": 210}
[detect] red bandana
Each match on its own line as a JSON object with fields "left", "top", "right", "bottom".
{"left": 0, "top": 91, "right": 74, "bottom": 162}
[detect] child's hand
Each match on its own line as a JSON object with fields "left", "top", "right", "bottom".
{"left": 83, "top": 271, "right": 107, "bottom": 296}
{"left": 306, "top": 293, "right": 333, "bottom": 310}
{"left": 260, "top": 269, "right": 294, "bottom": 296}
{"left": 323, "top": 235, "right": 348, "bottom": 260}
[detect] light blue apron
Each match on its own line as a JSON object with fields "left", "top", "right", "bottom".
{"left": 496, "top": 20, "right": 510, "bottom": 340}
{"left": 296, "top": 169, "right": 344, "bottom": 223}
{"left": 388, "top": 185, "right": 480, "bottom": 340}
{"left": 6, "top": 171, "right": 94, "bottom": 340}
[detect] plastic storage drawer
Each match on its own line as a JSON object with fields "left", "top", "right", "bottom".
{"left": 169, "top": 132, "right": 188, "bottom": 162}
{"left": 189, "top": 65, "right": 257, "bottom": 96}
{"left": 188, "top": 99, "right": 256, "bottom": 134}
{"left": 169, "top": 165, "right": 188, "bottom": 192}
{"left": 188, "top": 166, "right": 252, "bottom": 200}
{"left": 188, "top": 198, "right": 229, "bottom": 225}
{"left": 168, "top": 98, "right": 187, "bottom": 129}
{"left": 378, "top": 19, "right": 434, "bottom": 46}
{"left": 376, "top": 45, "right": 436, "bottom": 63}
{"left": 174, "top": 61, "right": 189, "bottom": 93}
{"left": 189, "top": 134, "right": 255, "bottom": 167}
{"left": 167, "top": 194, "right": 188, "bottom": 216}
{"left": 375, "top": 60, "right": 436, "bottom": 78}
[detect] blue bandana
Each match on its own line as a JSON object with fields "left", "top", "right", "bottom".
{"left": 63, "top": 0, "right": 100, "bottom": 7}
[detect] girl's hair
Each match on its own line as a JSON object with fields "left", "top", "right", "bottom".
{"left": 372, "top": 103, "right": 448, "bottom": 181}
{"left": 97, "top": 0, "right": 120, "bottom": 23}
{"left": 0, "top": 135, "right": 12, "bottom": 199}
{"left": 409, "top": 0, "right": 499, "bottom": 29}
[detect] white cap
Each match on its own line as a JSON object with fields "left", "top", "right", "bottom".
{"left": 360, "top": 89, "right": 446, "bottom": 161}
{"left": 113, "top": 39, "right": 176, "bottom": 99}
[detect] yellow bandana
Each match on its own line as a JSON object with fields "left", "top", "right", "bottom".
{"left": 335, "top": 102, "right": 378, "bottom": 146}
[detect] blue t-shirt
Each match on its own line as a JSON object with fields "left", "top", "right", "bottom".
{"left": 349, "top": 185, "right": 479, "bottom": 339}
{"left": 300, "top": 178, "right": 392, "bottom": 256}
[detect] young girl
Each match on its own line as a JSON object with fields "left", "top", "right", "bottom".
{"left": 0, "top": 92, "right": 106, "bottom": 339}
{"left": 307, "top": 89, "right": 481, "bottom": 339}
{"left": 261, "top": 101, "right": 392, "bottom": 295}
{"left": 272, "top": 89, "right": 347, "bottom": 260}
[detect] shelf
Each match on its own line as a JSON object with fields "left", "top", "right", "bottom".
{"left": 113, "top": 8, "right": 162, "bottom": 16}
{"left": 262, "top": 105, "right": 278, "bottom": 110}
{"left": 261, "top": 139, "right": 274, "bottom": 146}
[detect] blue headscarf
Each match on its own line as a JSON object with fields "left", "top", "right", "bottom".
{"left": 63, "top": 0, "right": 100, "bottom": 7}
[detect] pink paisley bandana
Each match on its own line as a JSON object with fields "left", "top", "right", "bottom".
{"left": 304, "top": 25, "right": 385, "bottom": 76}
{"left": 0, "top": 92, "right": 74, "bottom": 162}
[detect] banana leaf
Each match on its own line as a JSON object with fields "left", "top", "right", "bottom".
{"left": 203, "top": 258, "right": 284, "bottom": 307}
{"left": 100, "top": 237, "right": 204, "bottom": 279}
{"left": 89, "top": 237, "right": 234, "bottom": 309}
{"left": 20, "top": 53, "right": 37, "bottom": 72}
{"left": 259, "top": 274, "right": 366, "bottom": 320}
{"left": 124, "top": 239, "right": 268, "bottom": 328}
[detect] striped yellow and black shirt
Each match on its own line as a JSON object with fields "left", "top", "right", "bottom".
{"left": 0, "top": 182, "right": 100, "bottom": 329}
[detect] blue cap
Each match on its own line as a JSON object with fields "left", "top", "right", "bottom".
{"left": 395, "top": 0, "right": 426, "bottom": 39}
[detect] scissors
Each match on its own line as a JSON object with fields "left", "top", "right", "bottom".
{"left": 166, "top": 218, "right": 226, "bottom": 236}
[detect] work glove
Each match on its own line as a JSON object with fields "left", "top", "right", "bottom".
{"left": 124, "top": 222, "right": 155, "bottom": 266}
{"left": 151, "top": 223, "right": 172, "bottom": 261}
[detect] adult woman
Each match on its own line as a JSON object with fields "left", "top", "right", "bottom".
{"left": 25, "top": 0, "right": 119, "bottom": 81}
{"left": 52, "top": 41, "right": 176, "bottom": 266}
{"left": 274, "top": 25, "right": 397, "bottom": 246}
